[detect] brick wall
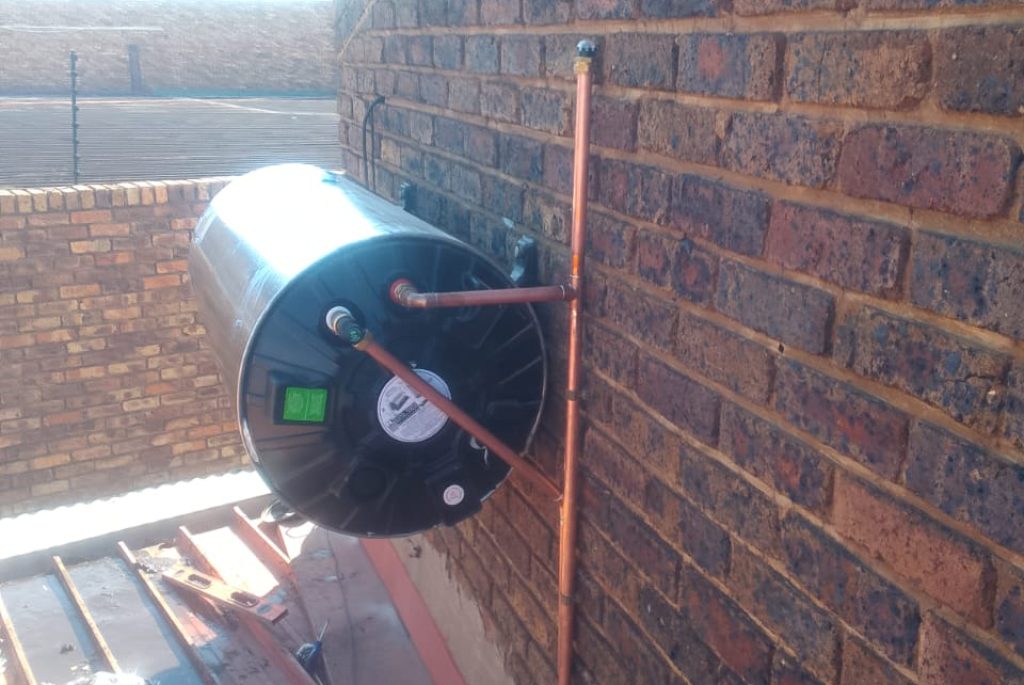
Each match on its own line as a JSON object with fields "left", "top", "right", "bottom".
{"left": 337, "top": 2, "right": 1024, "bottom": 684}
{"left": 0, "top": 179, "right": 247, "bottom": 516}
{"left": 0, "top": 0, "right": 335, "bottom": 96}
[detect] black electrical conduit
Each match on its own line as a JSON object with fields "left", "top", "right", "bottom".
{"left": 361, "top": 95, "right": 386, "bottom": 192}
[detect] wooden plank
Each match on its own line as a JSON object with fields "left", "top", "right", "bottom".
{"left": 50, "top": 555, "right": 120, "bottom": 674}
{"left": 163, "top": 566, "right": 287, "bottom": 624}
{"left": 0, "top": 592, "right": 37, "bottom": 685}
{"left": 116, "top": 542, "right": 220, "bottom": 685}
{"left": 231, "top": 507, "right": 294, "bottom": 581}
{"left": 176, "top": 527, "right": 318, "bottom": 685}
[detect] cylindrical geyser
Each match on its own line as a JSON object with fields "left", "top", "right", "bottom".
{"left": 189, "top": 164, "right": 547, "bottom": 536}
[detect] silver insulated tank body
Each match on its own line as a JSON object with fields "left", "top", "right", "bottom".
{"left": 189, "top": 164, "right": 547, "bottom": 536}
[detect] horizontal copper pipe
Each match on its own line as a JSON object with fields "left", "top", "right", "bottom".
{"left": 353, "top": 332, "right": 561, "bottom": 500}
{"left": 391, "top": 279, "right": 575, "bottom": 309}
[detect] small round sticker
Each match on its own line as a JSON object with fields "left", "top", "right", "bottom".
{"left": 443, "top": 484, "right": 465, "bottom": 507}
{"left": 377, "top": 369, "right": 452, "bottom": 443}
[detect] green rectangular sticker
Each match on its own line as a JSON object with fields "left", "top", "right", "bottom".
{"left": 282, "top": 387, "right": 328, "bottom": 423}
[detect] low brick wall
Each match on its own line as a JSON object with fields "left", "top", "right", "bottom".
{"left": 0, "top": 0, "right": 335, "bottom": 96}
{"left": 337, "top": 1, "right": 1024, "bottom": 684}
{"left": 0, "top": 179, "right": 247, "bottom": 516}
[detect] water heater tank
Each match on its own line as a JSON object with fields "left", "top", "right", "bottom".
{"left": 189, "top": 164, "right": 546, "bottom": 536}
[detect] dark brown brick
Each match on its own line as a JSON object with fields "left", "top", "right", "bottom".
{"left": 786, "top": 31, "right": 931, "bottom": 109}
{"left": 603, "top": 34, "right": 676, "bottom": 90}
{"left": 499, "top": 133, "right": 543, "bottom": 181}
{"left": 465, "top": 35, "right": 499, "bottom": 73}
{"left": 834, "top": 472, "right": 993, "bottom": 626}
{"left": 432, "top": 35, "right": 463, "bottom": 70}
{"left": 674, "top": 312, "right": 773, "bottom": 402}
{"left": 520, "top": 88, "right": 570, "bottom": 135}
{"left": 729, "top": 545, "right": 840, "bottom": 682}
{"left": 524, "top": 190, "right": 569, "bottom": 243}
{"left": 597, "top": 158, "right": 672, "bottom": 225}
{"left": 480, "top": 82, "right": 520, "bottom": 123}
{"left": 1005, "top": 366, "right": 1024, "bottom": 450}
{"left": 716, "top": 261, "right": 835, "bottom": 354}
{"left": 601, "top": 279, "right": 675, "bottom": 350}
{"left": 524, "top": 0, "right": 572, "bottom": 23}
{"left": 637, "top": 356, "right": 720, "bottom": 444}
{"left": 479, "top": 0, "right": 522, "bottom": 24}
{"left": 586, "top": 212, "right": 636, "bottom": 269}
{"left": 841, "top": 634, "right": 915, "bottom": 685}
{"left": 678, "top": 444, "right": 784, "bottom": 557}
{"left": 593, "top": 390, "right": 679, "bottom": 483}
{"left": 720, "top": 403, "right": 832, "bottom": 512}
{"left": 578, "top": 518, "right": 643, "bottom": 614}
{"left": 773, "top": 653, "right": 826, "bottom": 685}
{"left": 500, "top": 35, "right": 543, "bottom": 76}
{"left": 677, "top": 33, "right": 783, "bottom": 101}
{"left": 576, "top": 0, "right": 637, "bottom": 19}
{"left": 419, "top": 74, "right": 448, "bottom": 107}
{"left": 586, "top": 323, "right": 638, "bottom": 385}
{"left": 781, "top": 511, "right": 921, "bottom": 666}
{"left": 641, "top": 0, "right": 725, "bottom": 16}
{"left": 638, "top": 584, "right": 743, "bottom": 685}
{"left": 575, "top": 618, "right": 631, "bottom": 684}
{"left": 838, "top": 124, "right": 1021, "bottom": 219}
{"left": 906, "top": 422, "right": 1024, "bottom": 556}
{"left": 635, "top": 232, "right": 719, "bottom": 306}
{"left": 774, "top": 359, "right": 909, "bottom": 480}
{"left": 679, "top": 564, "right": 775, "bottom": 685}
{"left": 936, "top": 25, "right": 1024, "bottom": 117}
{"left": 723, "top": 112, "right": 842, "bottom": 189}
{"left": 591, "top": 96, "right": 639, "bottom": 152}
{"left": 481, "top": 175, "right": 524, "bottom": 222}
{"left": 670, "top": 175, "right": 771, "bottom": 257}
{"left": 919, "top": 613, "right": 1024, "bottom": 685}
{"left": 394, "top": 0, "right": 419, "bottom": 27}
{"left": 733, "top": 0, "right": 849, "bottom": 12}
{"left": 465, "top": 125, "right": 498, "bottom": 167}
{"left": 996, "top": 559, "right": 1024, "bottom": 659}
{"left": 602, "top": 602, "right": 675, "bottom": 685}
{"left": 606, "top": 496, "right": 680, "bottom": 597}
{"left": 643, "top": 478, "right": 732, "bottom": 578}
{"left": 767, "top": 201, "right": 908, "bottom": 298}
{"left": 910, "top": 231, "right": 1024, "bottom": 340}
{"left": 543, "top": 34, "right": 588, "bottom": 81}
{"left": 584, "top": 429, "right": 649, "bottom": 513}
{"left": 835, "top": 305, "right": 1011, "bottom": 433}
{"left": 637, "top": 100, "right": 719, "bottom": 166}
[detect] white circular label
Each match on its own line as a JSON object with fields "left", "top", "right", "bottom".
{"left": 377, "top": 369, "right": 451, "bottom": 443}
{"left": 443, "top": 484, "right": 465, "bottom": 507}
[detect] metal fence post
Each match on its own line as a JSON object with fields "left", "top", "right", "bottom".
{"left": 70, "top": 51, "right": 80, "bottom": 183}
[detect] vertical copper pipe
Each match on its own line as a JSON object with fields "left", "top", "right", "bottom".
{"left": 557, "top": 39, "right": 596, "bottom": 685}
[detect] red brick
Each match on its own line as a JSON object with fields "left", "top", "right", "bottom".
{"left": 597, "top": 158, "right": 672, "bottom": 225}
{"left": 723, "top": 112, "right": 843, "bottom": 189}
{"left": 499, "top": 133, "right": 543, "bottom": 181}
{"left": 575, "top": 618, "right": 631, "bottom": 683}
{"left": 720, "top": 403, "right": 833, "bottom": 512}
{"left": 910, "top": 231, "right": 1024, "bottom": 340}
{"left": 786, "top": 31, "right": 930, "bottom": 109}
{"left": 767, "top": 201, "right": 908, "bottom": 297}
{"left": 919, "top": 613, "right": 1024, "bottom": 685}
{"left": 637, "top": 100, "right": 719, "bottom": 166}
{"left": 586, "top": 212, "right": 635, "bottom": 268}
{"left": 591, "top": 96, "right": 638, "bottom": 152}
{"left": 480, "top": 82, "right": 519, "bottom": 124}
{"left": 835, "top": 305, "right": 1010, "bottom": 433}
{"left": 905, "top": 422, "right": 1024, "bottom": 556}
{"left": 636, "top": 356, "right": 720, "bottom": 444}
{"left": 774, "top": 359, "right": 909, "bottom": 480}
{"left": 645, "top": 478, "right": 732, "bottom": 579}
{"left": 840, "top": 634, "right": 914, "bottom": 685}
{"left": 586, "top": 323, "right": 637, "bottom": 385}
{"left": 70, "top": 210, "right": 113, "bottom": 225}
{"left": 838, "top": 124, "right": 1021, "bottom": 218}
{"left": 671, "top": 175, "right": 771, "bottom": 257}
{"left": 578, "top": 518, "right": 643, "bottom": 614}
{"left": 600, "top": 602, "right": 675, "bottom": 684}
{"left": 935, "top": 25, "right": 1024, "bottom": 117}
{"left": 674, "top": 311, "right": 774, "bottom": 402}
{"left": 716, "top": 260, "right": 835, "bottom": 354}
{"left": 729, "top": 545, "right": 840, "bottom": 682}
{"left": 834, "top": 472, "right": 993, "bottom": 626}
{"left": 781, "top": 511, "right": 921, "bottom": 665}
{"left": 678, "top": 33, "right": 783, "bottom": 101}
{"left": 520, "top": 88, "right": 569, "bottom": 135}
{"left": 603, "top": 34, "right": 676, "bottom": 90}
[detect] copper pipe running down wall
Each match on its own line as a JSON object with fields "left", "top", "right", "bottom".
{"left": 390, "top": 279, "right": 575, "bottom": 308}
{"left": 557, "top": 39, "right": 596, "bottom": 685}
